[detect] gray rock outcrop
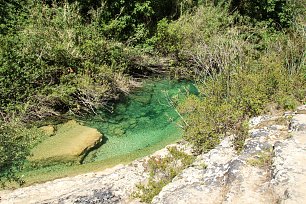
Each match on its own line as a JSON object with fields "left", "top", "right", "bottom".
{"left": 153, "top": 105, "right": 306, "bottom": 204}
{"left": 271, "top": 109, "right": 306, "bottom": 203}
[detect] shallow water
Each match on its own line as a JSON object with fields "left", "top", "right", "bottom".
{"left": 15, "top": 79, "right": 198, "bottom": 186}
{"left": 83, "top": 79, "right": 197, "bottom": 163}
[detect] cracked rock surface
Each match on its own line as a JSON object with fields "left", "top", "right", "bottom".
{"left": 271, "top": 108, "right": 306, "bottom": 203}
{"left": 152, "top": 105, "right": 306, "bottom": 204}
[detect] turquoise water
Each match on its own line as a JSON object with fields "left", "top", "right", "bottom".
{"left": 16, "top": 79, "right": 197, "bottom": 185}
{"left": 83, "top": 79, "right": 197, "bottom": 163}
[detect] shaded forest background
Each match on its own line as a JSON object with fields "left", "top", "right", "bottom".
{"left": 0, "top": 0, "right": 305, "bottom": 184}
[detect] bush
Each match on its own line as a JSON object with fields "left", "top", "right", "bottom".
{"left": 0, "top": 2, "right": 134, "bottom": 118}
{"left": 161, "top": 4, "right": 306, "bottom": 153}
{"left": 93, "top": 0, "right": 199, "bottom": 43}
{"left": 228, "top": 0, "right": 303, "bottom": 28}
{"left": 132, "top": 147, "right": 194, "bottom": 203}
{"left": 0, "top": 121, "right": 44, "bottom": 185}
{"left": 247, "top": 149, "right": 273, "bottom": 169}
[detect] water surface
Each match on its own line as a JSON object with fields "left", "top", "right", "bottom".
{"left": 16, "top": 79, "right": 198, "bottom": 186}
{"left": 83, "top": 79, "right": 197, "bottom": 163}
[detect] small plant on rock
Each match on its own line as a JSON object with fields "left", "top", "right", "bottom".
{"left": 132, "top": 147, "right": 194, "bottom": 203}
{"left": 247, "top": 149, "right": 273, "bottom": 169}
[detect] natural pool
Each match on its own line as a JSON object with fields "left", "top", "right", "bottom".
{"left": 83, "top": 79, "right": 198, "bottom": 163}
{"left": 18, "top": 79, "right": 198, "bottom": 185}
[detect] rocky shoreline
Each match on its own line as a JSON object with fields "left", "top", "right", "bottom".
{"left": 1, "top": 105, "right": 305, "bottom": 204}
{"left": 152, "top": 105, "right": 306, "bottom": 204}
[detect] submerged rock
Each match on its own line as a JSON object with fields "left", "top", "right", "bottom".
{"left": 30, "top": 120, "right": 103, "bottom": 166}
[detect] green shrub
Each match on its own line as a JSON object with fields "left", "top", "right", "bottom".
{"left": 166, "top": 4, "right": 306, "bottom": 153}
{"left": 0, "top": 121, "right": 44, "bottom": 185}
{"left": 132, "top": 147, "right": 194, "bottom": 203}
{"left": 227, "top": 0, "right": 303, "bottom": 28}
{"left": 0, "top": 2, "right": 134, "bottom": 118}
{"left": 276, "top": 94, "right": 298, "bottom": 110}
{"left": 179, "top": 90, "right": 247, "bottom": 153}
{"left": 94, "top": 0, "right": 199, "bottom": 43}
{"left": 153, "top": 5, "right": 232, "bottom": 55}
{"left": 247, "top": 149, "right": 273, "bottom": 169}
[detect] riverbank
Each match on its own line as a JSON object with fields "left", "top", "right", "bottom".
{"left": 1, "top": 105, "right": 305, "bottom": 203}
{"left": 0, "top": 140, "right": 193, "bottom": 203}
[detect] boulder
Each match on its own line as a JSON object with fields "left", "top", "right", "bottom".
{"left": 30, "top": 120, "right": 102, "bottom": 166}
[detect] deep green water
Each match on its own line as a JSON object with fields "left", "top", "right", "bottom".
{"left": 83, "top": 79, "right": 197, "bottom": 163}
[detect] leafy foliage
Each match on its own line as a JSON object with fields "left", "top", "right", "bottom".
{"left": 215, "top": 0, "right": 304, "bottom": 28}
{"left": 0, "top": 2, "right": 131, "bottom": 118}
{"left": 0, "top": 0, "right": 31, "bottom": 34}
{"left": 157, "top": 4, "right": 305, "bottom": 153}
{"left": 67, "top": 0, "right": 199, "bottom": 43}
{"left": 0, "top": 121, "right": 44, "bottom": 185}
{"left": 132, "top": 147, "right": 194, "bottom": 203}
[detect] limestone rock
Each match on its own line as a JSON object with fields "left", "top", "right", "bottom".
{"left": 272, "top": 106, "right": 306, "bottom": 204}
{"left": 30, "top": 120, "right": 102, "bottom": 166}
{"left": 296, "top": 105, "right": 306, "bottom": 114}
{"left": 153, "top": 105, "right": 306, "bottom": 204}
{"left": 0, "top": 143, "right": 189, "bottom": 204}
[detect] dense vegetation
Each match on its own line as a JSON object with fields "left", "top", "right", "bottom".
{"left": 171, "top": 4, "right": 306, "bottom": 152}
{"left": 0, "top": 0, "right": 305, "bottom": 185}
